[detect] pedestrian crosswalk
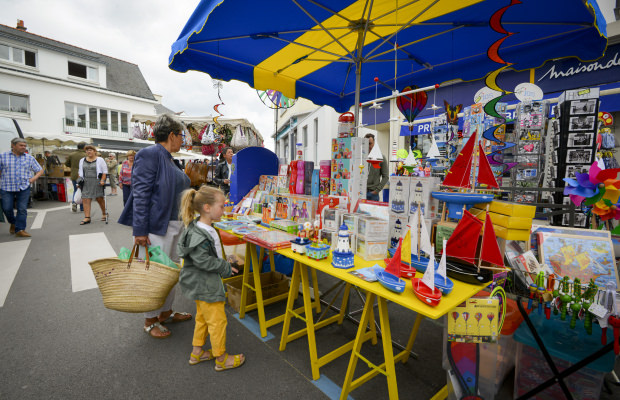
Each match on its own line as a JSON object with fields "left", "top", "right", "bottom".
{"left": 69, "top": 232, "right": 117, "bottom": 292}
{"left": 0, "top": 239, "right": 30, "bottom": 307}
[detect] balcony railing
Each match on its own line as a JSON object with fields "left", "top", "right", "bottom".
{"left": 63, "top": 118, "right": 131, "bottom": 139}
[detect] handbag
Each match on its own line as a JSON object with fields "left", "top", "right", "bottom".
{"left": 88, "top": 245, "right": 180, "bottom": 313}
{"left": 201, "top": 124, "right": 216, "bottom": 145}
{"left": 231, "top": 125, "right": 250, "bottom": 151}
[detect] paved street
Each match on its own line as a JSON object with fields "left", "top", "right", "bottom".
{"left": 1, "top": 193, "right": 618, "bottom": 400}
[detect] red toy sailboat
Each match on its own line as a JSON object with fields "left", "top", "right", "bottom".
{"left": 445, "top": 208, "right": 505, "bottom": 276}
{"left": 413, "top": 244, "right": 442, "bottom": 306}
{"left": 376, "top": 238, "right": 406, "bottom": 293}
{"left": 431, "top": 131, "right": 496, "bottom": 220}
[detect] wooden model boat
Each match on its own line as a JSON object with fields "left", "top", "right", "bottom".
{"left": 412, "top": 245, "right": 442, "bottom": 306}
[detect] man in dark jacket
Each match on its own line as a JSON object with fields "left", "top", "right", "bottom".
{"left": 65, "top": 142, "right": 86, "bottom": 212}
{"left": 365, "top": 133, "right": 389, "bottom": 201}
{"left": 213, "top": 147, "right": 233, "bottom": 194}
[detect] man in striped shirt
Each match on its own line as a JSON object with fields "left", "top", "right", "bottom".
{"left": 0, "top": 138, "right": 43, "bottom": 237}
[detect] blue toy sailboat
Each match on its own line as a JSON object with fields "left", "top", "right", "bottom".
{"left": 434, "top": 239, "right": 454, "bottom": 295}
{"left": 375, "top": 238, "right": 406, "bottom": 293}
{"left": 409, "top": 205, "right": 436, "bottom": 273}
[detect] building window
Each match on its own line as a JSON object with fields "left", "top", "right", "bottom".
{"left": 68, "top": 61, "right": 98, "bottom": 81}
{"left": 100, "top": 109, "right": 108, "bottom": 130}
{"left": 0, "top": 43, "right": 36, "bottom": 67}
{"left": 65, "top": 102, "right": 128, "bottom": 133}
{"left": 314, "top": 118, "right": 319, "bottom": 163}
{"left": 0, "top": 91, "right": 29, "bottom": 115}
{"left": 303, "top": 126, "right": 308, "bottom": 160}
{"left": 121, "top": 113, "right": 128, "bottom": 133}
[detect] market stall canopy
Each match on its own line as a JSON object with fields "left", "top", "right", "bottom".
{"left": 131, "top": 114, "right": 263, "bottom": 141}
{"left": 169, "top": 0, "right": 608, "bottom": 113}
{"left": 23, "top": 132, "right": 91, "bottom": 148}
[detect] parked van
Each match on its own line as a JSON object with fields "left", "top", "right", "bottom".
{"left": 0, "top": 116, "right": 25, "bottom": 154}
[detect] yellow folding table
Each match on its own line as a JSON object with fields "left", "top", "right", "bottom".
{"left": 275, "top": 249, "right": 484, "bottom": 400}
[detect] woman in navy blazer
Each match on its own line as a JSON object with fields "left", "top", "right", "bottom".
{"left": 118, "top": 114, "right": 192, "bottom": 339}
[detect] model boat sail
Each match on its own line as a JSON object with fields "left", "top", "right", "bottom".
{"left": 367, "top": 140, "right": 383, "bottom": 169}
{"left": 431, "top": 131, "right": 495, "bottom": 219}
{"left": 426, "top": 136, "right": 441, "bottom": 159}
{"left": 409, "top": 205, "right": 435, "bottom": 272}
{"left": 399, "top": 226, "right": 417, "bottom": 279}
{"left": 413, "top": 245, "right": 442, "bottom": 306}
{"left": 443, "top": 209, "right": 503, "bottom": 284}
{"left": 376, "top": 238, "right": 406, "bottom": 293}
{"left": 403, "top": 149, "right": 418, "bottom": 174}
{"left": 434, "top": 239, "right": 454, "bottom": 294}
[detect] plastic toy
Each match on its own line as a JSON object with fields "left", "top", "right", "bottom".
{"left": 331, "top": 224, "right": 355, "bottom": 269}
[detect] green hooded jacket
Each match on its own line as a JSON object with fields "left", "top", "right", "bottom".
{"left": 177, "top": 219, "right": 232, "bottom": 303}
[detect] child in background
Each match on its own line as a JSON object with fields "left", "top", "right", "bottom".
{"left": 177, "top": 185, "right": 245, "bottom": 371}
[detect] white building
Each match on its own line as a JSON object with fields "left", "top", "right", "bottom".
{"left": 0, "top": 21, "right": 167, "bottom": 151}
{"left": 273, "top": 98, "right": 388, "bottom": 167}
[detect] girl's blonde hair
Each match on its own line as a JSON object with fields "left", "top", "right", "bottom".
{"left": 179, "top": 185, "right": 225, "bottom": 226}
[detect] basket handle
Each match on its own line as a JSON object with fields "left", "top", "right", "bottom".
{"left": 127, "top": 244, "right": 151, "bottom": 270}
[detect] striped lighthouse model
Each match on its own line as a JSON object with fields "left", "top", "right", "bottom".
{"left": 331, "top": 224, "right": 355, "bottom": 269}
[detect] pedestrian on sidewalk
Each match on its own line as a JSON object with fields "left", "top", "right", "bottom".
{"left": 177, "top": 185, "right": 245, "bottom": 370}
{"left": 78, "top": 145, "right": 108, "bottom": 225}
{"left": 119, "top": 150, "right": 135, "bottom": 205}
{"left": 0, "top": 137, "right": 43, "bottom": 237}
{"left": 106, "top": 153, "right": 119, "bottom": 196}
{"left": 65, "top": 142, "right": 86, "bottom": 212}
{"left": 118, "top": 113, "right": 192, "bottom": 339}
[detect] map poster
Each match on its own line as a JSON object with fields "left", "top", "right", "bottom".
{"left": 538, "top": 231, "right": 618, "bottom": 288}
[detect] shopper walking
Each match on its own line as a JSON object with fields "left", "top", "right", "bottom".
{"left": 365, "top": 133, "right": 389, "bottom": 201}
{"left": 119, "top": 150, "right": 135, "bottom": 205}
{"left": 78, "top": 145, "right": 108, "bottom": 225}
{"left": 118, "top": 113, "right": 192, "bottom": 339}
{"left": 0, "top": 138, "right": 43, "bottom": 237}
{"left": 177, "top": 185, "right": 245, "bottom": 370}
{"left": 106, "top": 153, "right": 119, "bottom": 196}
{"left": 213, "top": 147, "right": 233, "bottom": 195}
{"left": 65, "top": 142, "right": 86, "bottom": 212}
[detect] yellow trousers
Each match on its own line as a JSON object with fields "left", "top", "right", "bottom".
{"left": 192, "top": 300, "right": 227, "bottom": 357}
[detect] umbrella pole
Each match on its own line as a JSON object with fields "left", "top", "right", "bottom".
{"left": 354, "top": 61, "right": 361, "bottom": 138}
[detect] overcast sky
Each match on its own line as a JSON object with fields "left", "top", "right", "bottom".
{"left": 0, "top": 0, "right": 278, "bottom": 150}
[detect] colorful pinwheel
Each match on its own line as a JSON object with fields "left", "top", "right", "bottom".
{"left": 564, "top": 162, "right": 620, "bottom": 221}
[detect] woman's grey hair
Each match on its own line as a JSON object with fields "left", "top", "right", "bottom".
{"left": 153, "top": 113, "right": 185, "bottom": 143}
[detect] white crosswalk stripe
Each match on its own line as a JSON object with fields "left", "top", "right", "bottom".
{"left": 0, "top": 239, "right": 30, "bottom": 307}
{"left": 69, "top": 232, "right": 117, "bottom": 292}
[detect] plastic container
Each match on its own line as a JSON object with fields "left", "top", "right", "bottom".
{"left": 513, "top": 311, "right": 615, "bottom": 400}
{"left": 337, "top": 112, "right": 355, "bottom": 138}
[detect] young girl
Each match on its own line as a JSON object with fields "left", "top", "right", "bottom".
{"left": 177, "top": 185, "right": 245, "bottom": 371}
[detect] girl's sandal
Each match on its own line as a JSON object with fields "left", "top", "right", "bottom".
{"left": 189, "top": 349, "right": 214, "bottom": 365}
{"left": 214, "top": 353, "right": 245, "bottom": 371}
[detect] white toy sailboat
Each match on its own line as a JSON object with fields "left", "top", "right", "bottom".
{"left": 434, "top": 239, "right": 454, "bottom": 294}
{"left": 367, "top": 139, "right": 383, "bottom": 169}
{"left": 412, "top": 245, "right": 442, "bottom": 306}
{"left": 403, "top": 148, "right": 419, "bottom": 174}
{"left": 409, "top": 205, "right": 436, "bottom": 273}
{"left": 426, "top": 136, "right": 441, "bottom": 159}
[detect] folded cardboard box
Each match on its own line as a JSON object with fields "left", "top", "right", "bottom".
{"left": 225, "top": 271, "right": 289, "bottom": 313}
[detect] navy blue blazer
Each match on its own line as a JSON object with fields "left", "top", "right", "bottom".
{"left": 118, "top": 144, "right": 177, "bottom": 237}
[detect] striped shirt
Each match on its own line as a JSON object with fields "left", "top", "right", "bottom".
{"left": 0, "top": 151, "right": 42, "bottom": 191}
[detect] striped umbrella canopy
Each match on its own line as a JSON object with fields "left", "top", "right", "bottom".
{"left": 169, "top": 0, "right": 607, "bottom": 114}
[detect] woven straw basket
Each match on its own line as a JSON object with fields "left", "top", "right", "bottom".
{"left": 89, "top": 245, "right": 180, "bottom": 313}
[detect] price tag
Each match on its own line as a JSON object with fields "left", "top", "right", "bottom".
{"left": 588, "top": 303, "right": 609, "bottom": 319}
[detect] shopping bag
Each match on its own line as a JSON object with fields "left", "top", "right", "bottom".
{"left": 74, "top": 188, "right": 83, "bottom": 205}
{"left": 148, "top": 245, "right": 179, "bottom": 269}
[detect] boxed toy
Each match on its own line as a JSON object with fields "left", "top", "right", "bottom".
{"left": 356, "top": 236, "right": 388, "bottom": 261}
{"left": 341, "top": 213, "right": 359, "bottom": 234}
{"left": 409, "top": 176, "right": 440, "bottom": 219}
{"left": 322, "top": 207, "right": 342, "bottom": 231}
{"left": 389, "top": 175, "right": 410, "bottom": 215}
{"left": 357, "top": 216, "right": 389, "bottom": 241}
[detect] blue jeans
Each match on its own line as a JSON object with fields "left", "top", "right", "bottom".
{"left": 366, "top": 191, "right": 380, "bottom": 201}
{"left": 1, "top": 187, "right": 31, "bottom": 233}
{"left": 71, "top": 180, "right": 84, "bottom": 211}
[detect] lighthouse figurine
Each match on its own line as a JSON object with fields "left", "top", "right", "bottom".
{"left": 409, "top": 180, "right": 424, "bottom": 215}
{"left": 331, "top": 223, "right": 355, "bottom": 269}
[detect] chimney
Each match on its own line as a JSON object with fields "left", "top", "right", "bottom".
{"left": 16, "top": 20, "right": 27, "bottom": 32}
